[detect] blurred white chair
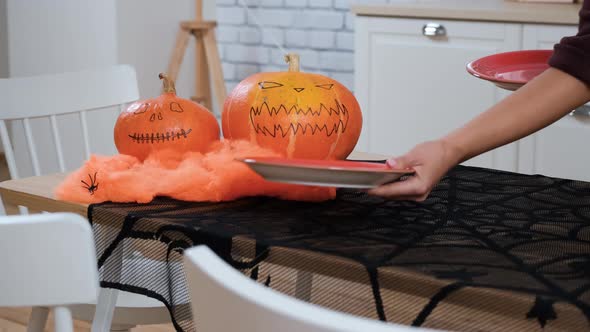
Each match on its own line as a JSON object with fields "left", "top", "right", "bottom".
{"left": 0, "top": 213, "right": 99, "bottom": 332}
{"left": 183, "top": 245, "right": 441, "bottom": 332}
{"left": 0, "top": 66, "right": 171, "bottom": 331}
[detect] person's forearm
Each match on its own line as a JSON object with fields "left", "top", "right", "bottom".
{"left": 442, "top": 68, "right": 590, "bottom": 164}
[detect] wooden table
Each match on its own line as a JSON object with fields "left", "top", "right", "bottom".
{"left": 0, "top": 152, "right": 394, "bottom": 332}
{"left": 5, "top": 151, "right": 582, "bottom": 331}
{"left": 0, "top": 173, "right": 87, "bottom": 216}
{"left": 0, "top": 151, "right": 387, "bottom": 217}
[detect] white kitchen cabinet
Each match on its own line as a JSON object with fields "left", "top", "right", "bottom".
{"left": 355, "top": 16, "right": 584, "bottom": 179}
{"left": 517, "top": 24, "right": 590, "bottom": 181}
{"left": 355, "top": 17, "right": 520, "bottom": 171}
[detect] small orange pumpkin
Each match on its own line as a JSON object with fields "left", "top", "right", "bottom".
{"left": 222, "top": 54, "right": 362, "bottom": 160}
{"left": 114, "top": 73, "right": 220, "bottom": 161}
{"left": 114, "top": 74, "right": 219, "bottom": 160}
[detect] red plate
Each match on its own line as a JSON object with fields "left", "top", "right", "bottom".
{"left": 238, "top": 157, "right": 414, "bottom": 189}
{"left": 466, "top": 50, "right": 552, "bottom": 91}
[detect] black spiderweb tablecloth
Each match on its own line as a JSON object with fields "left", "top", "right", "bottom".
{"left": 89, "top": 165, "right": 590, "bottom": 332}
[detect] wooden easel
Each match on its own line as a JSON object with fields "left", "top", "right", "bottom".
{"left": 167, "top": 0, "right": 226, "bottom": 111}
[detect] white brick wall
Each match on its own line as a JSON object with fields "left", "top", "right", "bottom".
{"left": 285, "top": 29, "right": 306, "bottom": 47}
{"left": 239, "top": 27, "right": 262, "bottom": 44}
{"left": 216, "top": 0, "right": 394, "bottom": 92}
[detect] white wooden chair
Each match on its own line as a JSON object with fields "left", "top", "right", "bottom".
{"left": 0, "top": 66, "right": 172, "bottom": 331}
{"left": 0, "top": 213, "right": 99, "bottom": 332}
{"left": 183, "top": 245, "right": 441, "bottom": 332}
{"left": 0, "top": 65, "right": 139, "bottom": 182}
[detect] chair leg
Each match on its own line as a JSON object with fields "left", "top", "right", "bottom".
{"left": 91, "top": 288, "right": 119, "bottom": 332}
{"left": 53, "top": 306, "right": 74, "bottom": 332}
{"left": 27, "top": 306, "right": 49, "bottom": 332}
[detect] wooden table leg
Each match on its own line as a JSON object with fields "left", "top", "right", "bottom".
{"left": 3, "top": 200, "right": 20, "bottom": 215}
{"left": 294, "top": 270, "right": 313, "bottom": 302}
{"left": 1, "top": 195, "right": 24, "bottom": 215}
{"left": 27, "top": 306, "right": 49, "bottom": 332}
{"left": 109, "top": 324, "right": 134, "bottom": 332}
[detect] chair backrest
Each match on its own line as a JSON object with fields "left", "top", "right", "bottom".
{"left": 0, "top": 213, "right": 99, "bottom": 307}
{"left": 183, "top": 245, "right": 439, "bottom": 332}
{"left": 0, "top": 65, "right": 139, "bottom": 179}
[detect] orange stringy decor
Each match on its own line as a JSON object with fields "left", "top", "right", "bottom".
{"left": 55, "top": 140, "right": 335, "bottom": 204}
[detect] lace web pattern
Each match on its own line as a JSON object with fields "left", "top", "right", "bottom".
{"left": 90, "top": 165, "right": 590, "bottom": 331}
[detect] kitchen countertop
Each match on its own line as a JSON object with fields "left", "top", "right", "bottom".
{"left": 352, "top": 0, "right": 582, "bottom": 25}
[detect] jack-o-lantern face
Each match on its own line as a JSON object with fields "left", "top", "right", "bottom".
{"left": 123, "top": 101, "right": 194, "bottom": 144}
{"left": 114, "top": 74, "right": 220, "bottom": 161}
{"left": 222, "top": 54, "right": 362, "bottom": 160}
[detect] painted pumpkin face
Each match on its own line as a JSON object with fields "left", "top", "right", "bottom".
{"left": 222, "top": 54, "right": 362, "bottom": 160}
{"left": 114, "top": 73, "right": 220, "bottom": 161}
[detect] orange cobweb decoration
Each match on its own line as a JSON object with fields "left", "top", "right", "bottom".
{"left": 55, "top": 140, "right": 336, "bottom": 204}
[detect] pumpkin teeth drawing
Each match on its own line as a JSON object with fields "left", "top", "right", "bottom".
{"left": 127, "top": 129, "right": 193, "bottom": 144}
{"left": 249, "top": 100, "right": 349, "bottom": 138}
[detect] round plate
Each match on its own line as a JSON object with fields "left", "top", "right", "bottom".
{"left": 466, "top": 50, "right": 552, "bottom": 91}
{"left": 239, "top": 157, "right": 415, "bottom": 189}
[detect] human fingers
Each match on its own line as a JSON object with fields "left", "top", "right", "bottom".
{"left": 367, "top": 175, "right": 430, "bottom": 198}
{"left": 386, "top": 154, "right": 413, "bottom": 169}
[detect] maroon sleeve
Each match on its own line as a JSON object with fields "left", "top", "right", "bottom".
{"left": 548, "top": 0, "right": 590, "bottom": 85}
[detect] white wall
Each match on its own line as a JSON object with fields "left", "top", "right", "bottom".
{"left": 5, "top": 0, "right": 119, "bottom": 177}
{"left": 0, "top": 0, "right": 7, "bottom": 154}
{"left": 0, "top": 0, "right": 8, "bottom": 79}
{"left": 7, "top": 0, "right": 117, "bottom": 77}
{"left": 117, "top": 0, "right": 216, "bottom": 101}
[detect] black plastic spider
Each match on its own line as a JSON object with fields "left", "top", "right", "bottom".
{"left": 81, "top": 172, "right": 99, "bottom": 195}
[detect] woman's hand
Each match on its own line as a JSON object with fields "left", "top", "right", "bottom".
{"left": 367, "top": 139, "right": 462, "bottom": 201}
{"left": 368, "top": 68, "right": 590, "bottom": 201}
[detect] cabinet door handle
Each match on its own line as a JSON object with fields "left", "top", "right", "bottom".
{"left": 422, "top": 23, "right": 446, "bottom": 37}
{"left": 570, "top": 105, "right": 590, "bottom": 117}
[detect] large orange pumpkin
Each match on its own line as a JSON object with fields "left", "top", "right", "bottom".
{"left": 222, "top": 54, "right": 362, "bottom": 160}
{"left": 114, "top": 73, "right": 220, "bottom": 161}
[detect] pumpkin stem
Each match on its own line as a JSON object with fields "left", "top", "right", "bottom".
{"left": 284, "top": 53, "right": 300, "bottom": 72}
{"left": 158, "top": 73, "right": 176, "bottom": 94}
